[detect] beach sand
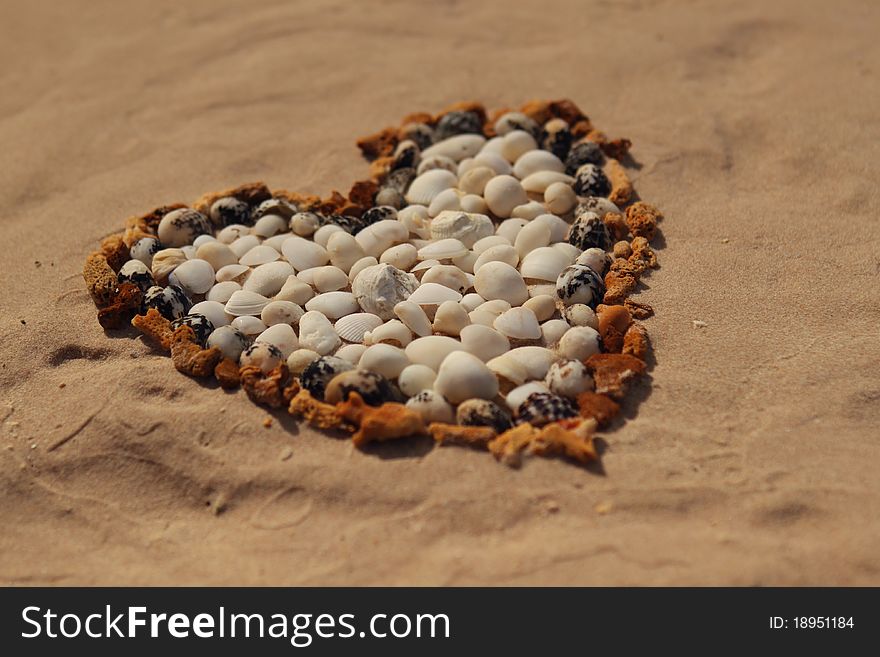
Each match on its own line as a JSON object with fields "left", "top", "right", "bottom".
{"left": 1, "top": 0, "right": 878, "bottom": 585}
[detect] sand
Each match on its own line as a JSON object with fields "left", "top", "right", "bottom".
{"left": 1, "top": 0, "right": 878, "bottom": 586}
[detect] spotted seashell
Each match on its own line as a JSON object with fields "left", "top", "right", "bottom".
{"left": 209, "top": 197, "right": 251, "bottom": 227}
{"left": 374, "top": 187, "right": 405, "bottom": 209}
{"left": 494, "top": 111, "right": 540, "bottom": 140}
{"left": 515, "top": 392, "right": 578, "bottom": 426}
{"left": 324, "top": 369, "right": 395, "bottom": 406}
{"left": 360, "top": 205, "right": 398, "bottom": 229}
{"left": 320, "top": 213, "right": 366, "bottom": 235}
{"left": 541, "top": 118, "right": 572, "bottom": 160}
{"left": 251, "top": 197, "right": 297, "bottom": 222}
{"left": 143, "top": 284, "right": 192, "bottom": 320}
{"left": 206, "top": 325, "right": 249, "bottom": 361}
{"left": 117, "top": 259, "right": 155, "bottom": 292}
{"left": 405, "top": 389, "right": 455, "bottom": 424}
{"left": 556, "top": 264, "right": 605, "bottom": 308}
{"left": 572, "top": 163, "right": 611, "bottom": 197}
{"left": 575, "top": 247, "right": 613, "bottom": 276}
{"left": 392, "top": 139, "right": 420, "bottom": 171}
{"left": 157, "top": 208, "right": 211, "bottom": 248}
{"left": 290, "top": 212, "right": 322, "bottom": 237}
{"left": 544, "top": 360, "right": 594, "bottom": 399}
{"left": 299, "top": 355, "right": 354, "bottom": 400}
{"left": 130, "top": 237, "right": 161, "bottom": 269}
{"left": 400, "top": 121, "right": 434, "bottom": 150}
{"left": 566, "top": 211, "right": 612, "bottom": 251}
{"left": 384, "top": 167, "right": 417, "bottom": 194}
{"left": 564, "top": 141, "right": 605, "bottom": 174}
{"left": 434, "top": 110, "right": 483, "bottom": 141}
{"left": 575, "top": 196, "right": 621, "bottom": 220}
{"left": 239, "top": 341, "right": 284, "bottom": 373}
{"left": 456, "top": 398, "right": 513, "bottom": 433}
{"left": 171, "top": 313, "right": 215, "bottom": 346}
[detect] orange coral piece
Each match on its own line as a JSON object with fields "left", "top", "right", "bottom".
{"left": 603, "top": 270, "right": 639, "bottom": 305}
{"left": 629, "top": 236, "right": 658, "bottom": 270}
{"left": 336, "top": 392, "right": 426, "bottom": 448}
{"left": 622, "top": 322, "right": 651, "bottom": 361}
{"left": 625, "top": 202, "right": 662, "bottom": 241}
{"left": 603, "top": 212, "right": 629, "bottom": 242}
{"left": 214, "top": 358, "right": 241, "bottom": 389}
{"left": 124, "top": 203, "right": 186, "bottom": 235}
{"left": 548, "top": 98, "right": 589, "bottom": 126}
{"left": 170, "top": 326, "right": 221, "bottom": 377}
{"left": 100, "top": 234, "right": 130, "bottom": 272}
{"left": 584, "top": 353, "right": 647, "bottom": 400}
{"left": 348, "top": 179, "right": 378, "bottom": 208}
{"left": 240, "top": 364, "right": 290, "bottom": 408}
{"left": 429, "top": 422, "right": 496, "bottom": 449}
{"left": 601, "top": 137, "right": 633, "bottom": 160}
{"left": 97, "top": 282, "right": 142, "bottom": 330}
{"left": 519, "top": 99, "right": 553, "bottom": 124}
{"left": 597, "top": 304, "right": 633, "bottom": 353}
{"left": 624, "top": 299, "right": 654, "bottom": 320}
{"left": 356, "top": 126, "right": 398, "bottom": 161}
{"left": 489, "top": 419, "right": 598, "bottom": 468}
{"left": 131, "top": 308, "right": 175, "bottom": 350}
{"left": 606, "top": 159, "right": 633, "bottom": 206}
{"left": 82, "top": 252, "right": 119, "bottom": 308}
{"left": 576, "top": 392, "right": 620, "bottom": 428}
{"left": 288, "top": 389, "right": 347, "bottom": 431}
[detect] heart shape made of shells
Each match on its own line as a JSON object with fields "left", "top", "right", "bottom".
{"left": 84, "top": 99, "right": 661, "bottom": 468}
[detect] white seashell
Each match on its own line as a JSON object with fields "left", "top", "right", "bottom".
{"left": 181, "top": 245, "right": 197, "bottom": 259}
{"left": 544, "top": 181, "right": 577, "bottom": 215}
{"left": 334, "top": 343, "right": 368, "bottom": 364}
{"left": 287, "top": 348, "right": 321, "bottom": 374}
{"left": 193, "top": 234, "right": 216, "bottom": 248}
{"left": 473, "top": 261, "right": 528, "bottom": 306}
{"left": 504, "top": 381, "right": 551, "bottom": 411}
{"left": 553, "top": 242, "right": 582, "bottom": 263}
{"left": 206, "top": 326, "right": 249, "bottom": 361}
{"left": 231, "top": 315, "right": 267, "bottom": 336}
{"left": 434, "top": 351, "right": 499, "bottom": 404}
{"left": 157, "top": 208, "right": 210, "bottom": 247}
{"left": 313, "top": 224, "right": 344, "bottom": 248}
{"left": 475, "top": 299, "right": 511, "bottom": 316}
{"left": 541, "top": 319, "right": 571, "bottom": 347}
{"left": 459, "top": 293, "right": 486, "bottom": 312}
{"left": 405, "top": 390, "right": 454, "bottom": 423}
{"left": 150, "top": 248, "right": 187, "bottom": 284}
{"left": 532, "top": 214, "right": 571, "bottom": 243}
{"left": 514, "top": 220, "right": 551, "bottom": 259}
{"left": 557, "top": 326, "right": 602, "bottom": 361}
{"left": 215, "top": 263, "right": 250, "bottom": 284}
{"left": 263, "top": 229, "right": 292, "bottom": 250}
{"left": 379, "top": 243, "right": 418, "bottom": 271}
{"left": 459, "top": 194, "right": 488, "bottom": 214}
{"left": 225, "top": 290, "right": 270, "bottom": 316}
{"left": 326, "top": 231, "right": 366, "bottom": 274}
{"left": 408, "top": 282, "right": 462, "bottom": 306}
{"left": 217, "top": 224, "right": 249, "bottom": 244}
{"left": 523, "top": 295, "right": 557, "bottom": 322}
{"left": 255, "top": 323, "right": 298, "bottom": 358}
{"left": 290, "top": 212, "right": 321, "bottom": 237}
{"left": 432, "top": 300, "right": 470, "bottom": 336}
{"left": 420, "top": 265, "right": 470, "bottom": 294}
{"left": 421, "top": 133, "right": 486, "bottom": 162}
{"left": 305, "top": 291, "right": 359, "bottom": 320}
{"left": 417, "top": 238, "right": 468, "bottom": 261}
{"left": 545, "top": 360, "right": 594, "bottom": 398}
{"left": 500, "top": 130, "right": 538, "bottom": 163}
{"left": 472, "top": 151, "right": 513, "bottom": 176}
{"left": 358, "top": 344, "right": 410, "bottom": 379}
{"left": 575, "top": 247, "right": 612, "bottom": 276}
{"left": 530, "top": 283, "right": 558, "bottom": 298}
{"left": 398, "top": 364, "right": 437, "bottom": 397}
{"left": 334, "top": 313, "right": 383, "bottom": 344}
{"left": 563, "top": 304, "right": 599, "bottom": 330}
{"left": 242, "top": 261, "right": 295, "bottom": 297}
{"left": 451, "top": 250, "right": 477, "bottom": 275}
{"left": 513, "top": 149, "right": 565, "bottom": 179}
{"left": 352, "top": 263, "right": 419, "bottom": 320}
{"left": 196, "top": 241, "right": 238, "bottom": 271}
{"left": 511, "top": 201, "right": 547, "bottom": 220}
{"left": 239, "top": 342, "right": 284, "bottom": 373}
{"left": 393, "top": 300, "right": 433, "bottom": 337}
{"left": 486, "top": 353, "right": 529, "bottom": 389}
{"left": 298, "top": 265, "right": 349, "bottom": 293}
{"left": 348, "top": 256, "right": 379, "bottom": 283}
{"left": 206, "top": 281, "right": 241, "bottom": 304}
{"left": 252, "top": 214, "right": 288, "bottom": 238}
{"left": 417, "top": 154, "right": 457, "bottom": 176}
{"left": 404, "top": 169, "right": 458, "bottom": 205}
{"left": 495, "top": 217, "right": 528, "bottom": 243}
{"left": 473, "top": 235, "right": 511, "bottom": 255}
{"left": 275, "top": 275, "right": 314, "bottom": 305}
{"left": 397, "top": 205, "right": 432, "bottom": 239}
{"left": 483, "top": 175, "right": 528, "bottom": 219}
{"left": 239, "top": 244, "right": 279, "bottom": 267}
{"left": 479, "top": 135, "right": 505, "bottom": 156}
{"left": 473, "top": 244, "right": 519, "bottom": 273}
{"left": 521, "top": 171, "right": 575, "bottom": 194}
{"left": 460, "top": 324, "right": 510, "bottom": 362}
{"left": 427, "top": 188, "right": 462, "bottom": 217}
{"left": 229, "top": 235, "right": 261, "bottom": 259}
{"left": 281, "top": 236, "right": 329, "bottom": 271}
{"left": 519, "top": 246, "right": 570, "bottom": 281}
{"left": 429, "top": 210, "right": 494, "bottom": 248}
{"left": 355, "top": 220, "right": 409, "bottom": 258}
{"left": 297, "top": 310, "right": 341, "bottom": 355}
{"left": 364, "top": 319, "right": 412, "bottom": 347}
{"left": 169, "top": 258, "right": 215, "bottom": 295}
{"left": 409, "top": 259, "right": 439, "bottom": 280}
{"left": 508, "top": 346, "right": 560, "bottom": 380}
{"left": 261, "top": 300, "right": 305, "bottom": 326}
{"left": 189, "top": 300, "right": 230, "bottom": 328}
{"left": 458, "top": 166, "right": 495, "bottom": 196}
{"left": 493, "top": 307, "right": 541, "bottom": 340}
{"left": 405, "top": 336, "right": 465, "bottom": 371}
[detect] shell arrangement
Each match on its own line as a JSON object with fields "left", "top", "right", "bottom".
{"left": 84, "top": 99, "right": 661, "bottom": 469}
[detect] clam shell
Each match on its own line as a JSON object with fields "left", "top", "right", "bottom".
{"left": 514, "top": 220, "right": 551, "bottom": 259}
{"left": 157, "top": 208, "right": 210, "bottom": 248}
{"left": 281, "top": 236, "right": 330, "bottom": 271}
{"left": 420, "top": 265, "right": 470, "bottom": 294}
{"left": 511, "top": 201, "right": 547, "bottom": 220}
{"left": 398, "top": 364, "right": 437, "bottom": 397}
{"left": 427, "top": 188, "right": 462, "bottom": 217}
{"left": 379, "top": 243, "right": 418, "bottom": 271}
{"left": 508, "top": 346, "right": 559, "bottom": 380}
{"left": 404, "top": 169, "right": 458, "bottom": 206}
{"left": 196, "top": 241, "right": 238, "bottom": 271}
{"left": 544, "top": 181, "right": 577, "bottom": 215}
{"left": 513, "top": 149, "right": 565, "bottom": 179}
{"left": 495, "top": 218, "right": 528, "bottom": 243}
{"left": 364, "top": 319, "right": 413, "bottom": 347}
{"left": 471, "top": 151, "right": 513, "bottom": 176}
{"left": 541, "top": 318, "right": 571, "bottom": 347}
{"left": 499, "top": 130, "right": 538, "bottom": 163}
{"left": 421, "top": 134, "right": 486, "bottom": 162}
{"left": 275, "top": 276, "right": 314, "bottom": 305}
{"left": 404, "top": 336, "right": 465, "bottom": 371}
{"left": 473, "top": 235, "right": 511, "bottom": 255}
{"left": 150, "top": 248, "right": 187, "bottom": 284}
{"left": 417, "top": 238, "right": 468, "bottom": 260}
{"left": 459, "top": 324, "right": 510, "bottom": 362}
{"left": 460, "top": 194, "right": 488, "bottom": 214}
{"left": 575, "top": 247, "right": 612, "bottom": 276}
{"left": 393, "top": 300, "right": 433, "bottom": 337}
{"left": 434, "top": 351, "right": 499, "bottom": 404}
{"left": 351, "top": 263, "right": 419, "bottom": 320}
{"left": 217, "top": 224, "right": 250, "bottom": 244}
{"left": 168, "top": 258, "right": 215, "bottom": 295}
{"left": 505, "top": 382, "right": 552, "bottom": 411}
{"left": 521, "top": 171, "right": 575, "bottom": 194}
{"left": 557, "top": 326, "right": 602, "bottom": 361}
{"left": 487, "top": 353, "right": 530, "bottom": 390}
{"left": 563, "top": 304, "right": 598, "bottom": 330}
{"left": 358, "top": 343, "right": 410, "bottom": 379}
{"left": 287, "top": 348, "right": 321, "bottom": 374}
{"left": 298, "top": 265, "right": 349, "bottom": 292}
{"left": 290, "top": 212, "right": 321, "bottom": 237}
{"left": 334, "top": 344, "right": 368, "bottom": 365}
{"left": 417, "top": 154, "right": 457, "bottom": 176}
{"left": 473, "top": 244, "right": 519, "bottom": 273}
{"left": 431, "top": 300, "right": 470, "bottom": 336}
{"left": 255, "top": 323, "right": 298, "bottom": 358}
{"left": 314, "top": 224, "right": 344, "bottom": 248}
{"left": 545, "top": 359, "right": 594, "bottom": 398}
{"left": 305, "top": 291, "right": 359, "bottom": 320}
{"left": 239, "top": 244, "right": 280, "bottom": 266}
{"left": 252, "top": 213, "right": 288, "bottom": 238}
{"left": 335, "top": 313, "right": 384, "bottom": 343}
{"left": 408, "top": 283, "right": 463, "bottom": 306}
{"left": 522, "top": 295, "right": 557, "bottom": 322}
{"left": 215, "top": 263, "right": 250, "bottom": 284}
{"left": 263, "top": 233, "right": 292, "bottom": 252}
{"left": 261, "top": 300, "right": 305, "bottom": 326}
{"left": 519, "top": 246, "right": 571, "bottom": 282}
{"left": 556, "top": 264, "right": 605, "bottom": 307}
{"left": 458, "top": 166, "right": 495, "bottom": 196}
{"left": 239, "top": 341, "right": 284, "bottom": 373}
{"left": 483, "top": 175, "right": 528, "bottom": 219}
{"left": 429, "top": 210, "right": 494, "bottom": 248}
{"left": 206, "top": 281, "right": 241, "bottom": 304}
{"left": 473, "top": 261, "right": 528, "bottom": 306}
{"left": 231, "top": 315, "right": 267, "bottom": 336}
{"left": 493, "top": 307, "right": 541, "bottom": 340}
{"left": 552, "top": 242, "right": 583, "bottom": 263}
{"left": 348, "top": 256, "right": 379, "bottom": 283}
{"left": 459, "top": 293, "right": 486, "bottom": 312}
{"left": 229, "top": 235, "right": 261, "bottom": 258}
{"left": 224, "top": 290, "right": 270, "bottom": 316}
{"left": 355, "top": 219, "right": 409, "bottom": 258}
{"left": 327, "top": 231, "right": 367, "bottom": 274}
{"left": 397, "top": 205, "right": 432, "bottom": 239}
{"left": 242, "top": 261, "right": 295, "bottom": 296}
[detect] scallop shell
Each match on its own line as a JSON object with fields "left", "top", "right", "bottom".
{"left": 239, "top": 244, "right": 280, "bottom": 266}
{"left": 421, "top": 134, "right": 486, "bottom": 162}
{"left": 512, "top": 150, "right": 565, "bottom": 179}
{"left": 351, "top": 263, "right": 419, "bottom": 320}
{"left": 168, "top": 258, "right": 215, "bottom": 295}
{"left": 305, "top": 291, "right": 359, "bottom": 320}
{"left": 335, "top": 313, "right": 384, "bottom": 343}
{"left": 242, "top": 261, "right": 295, "bottom": 296}
{"left": 224, "top": 290, "right": 270, "bottom": 316}
{"left": 521, "top": 170, "right": 575, "bottom": 194}
{"left": 404, "top": 169, "right": 458, "bottom": 206}
{"left": 255, "top": 323, "right": 298, "bottom": 358}
{"left": 261, "top": 300, "right": 305, "bottom": 326}
{"left": 429, "top": 210, "right": 494, "bottom": 248}
{"left": 417, "top": 238, "right": 468, "bottom": 261}
{"left": 519, "top": 246, "right": 571, "bottom": 282}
